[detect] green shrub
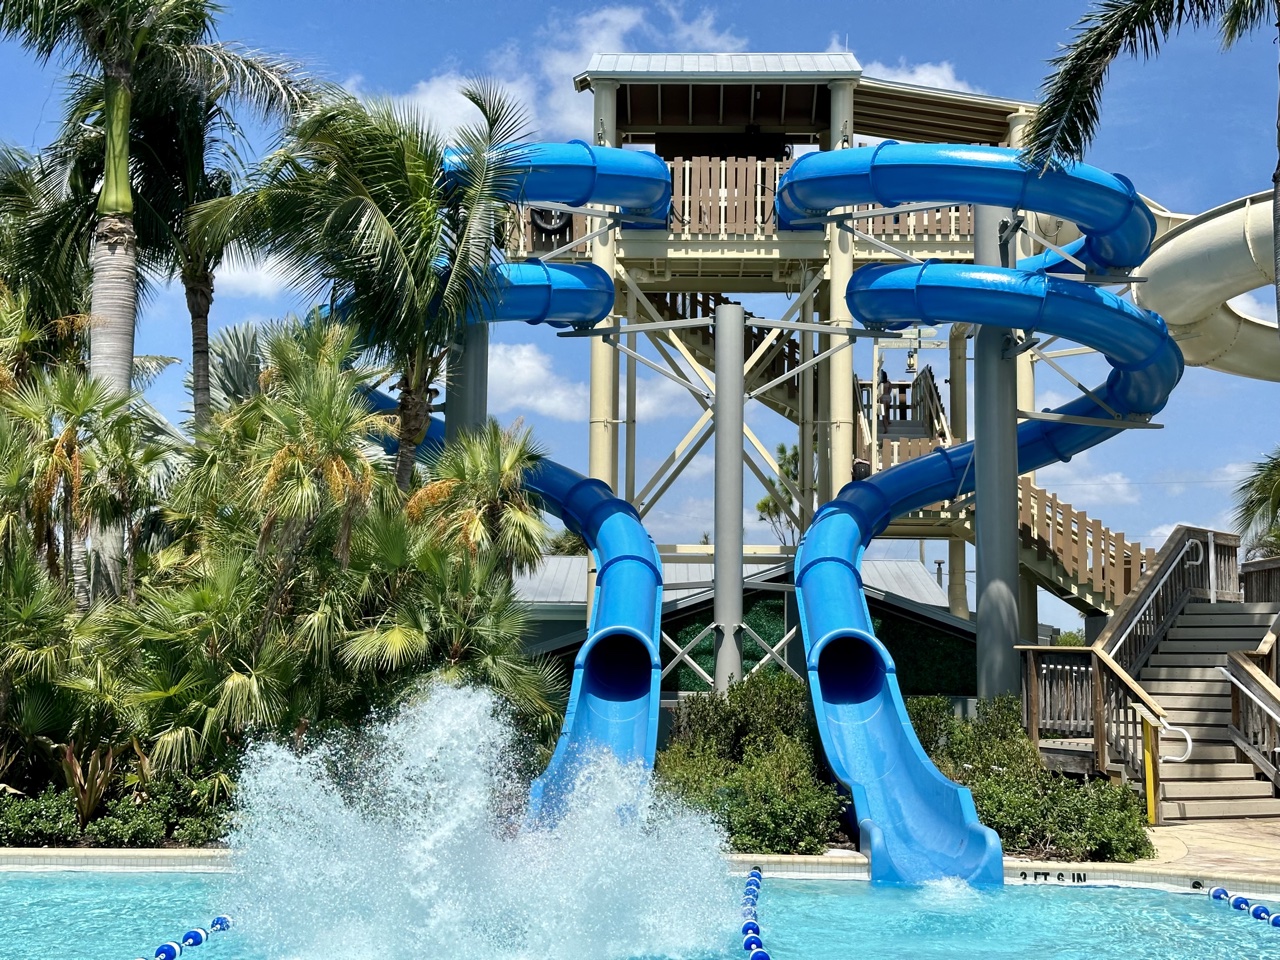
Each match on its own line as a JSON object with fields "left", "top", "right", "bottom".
{"left": 85, "top": 796, "right": 167, "bottom": 847}
{"left": 0, "top": 788, "right": 81, "bottom": 846}
{"left": 172, "top": 812, "right": 227, "bottom": 847}
{"left": 657, "top": 671, "right": 844, "bottom": 854}
{"left": 907, "top": 694, "right": 1155, "bottom": 862}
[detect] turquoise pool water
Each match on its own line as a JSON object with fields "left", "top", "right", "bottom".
{"left": 3, "top": 871, "right": 1279, "bottom": 960}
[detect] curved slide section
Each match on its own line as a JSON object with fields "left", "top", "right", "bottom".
{"left": 446, "top": 139, "right": 672, "bottom": 227}
{"left": 1132, "top": 191, "right": 1280, "bottom": 382}
{"left": 776, "top": 144, "right": 1181, "bottom": 885}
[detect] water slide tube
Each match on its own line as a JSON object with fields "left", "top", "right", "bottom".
{"left": 776, "top": 143, "right": 1182, "bottom": 885}
{"left": 374, "top": 144, "right": 672, "bottom": 819}
{"left": 1131, "top": 191, "right": 1280, "bottom": 382}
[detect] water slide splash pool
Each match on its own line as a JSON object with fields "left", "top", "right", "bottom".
{"left": 775, "top": 143, "right": 1182, "bottom": 885}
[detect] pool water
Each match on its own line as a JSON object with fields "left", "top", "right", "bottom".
{"left": 4, "top": 871, "right": 1280, "bottom": 960}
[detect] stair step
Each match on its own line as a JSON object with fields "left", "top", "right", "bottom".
{"left": 1161, "top": 798, "right": 1280, "bottom": 820}
{"left": 1162, "top": 762, "right": 1256, "bottom": 780}
{"left": 1158, "top": 640, "right": 1260, "bottom": 654}
{"left": 1160, "top": 724, "right": 1231, "bottom": 743}
{"left": 1167, "top": 626, "right": 1266, "bottom": 641}
{"left": 1165, "top": 742, "right": 1238, "bottom": 762}
{"left": 1163, "top": 708, "right": 1231, "bottom": 725}
{"left": 1184, "top": 602, "right": 1280, "bottom": 615}
{"left": 1140, "top": 667, "right": 1227, "bottom": 682}
{"left": 1149, "top": 653, "right": 1230, "bottom": 667}
{"left": 1145, "top": 680, "right": 1230, "bottom": 696}
{"left": 1162, "top": 780, "right": 1274, "bottom": 800}
{"left": 1174, "top": 613, "right": 1278, "bottom": 627}
{"left": 1156, "top": 695, "right": 1231, "bottom": 711}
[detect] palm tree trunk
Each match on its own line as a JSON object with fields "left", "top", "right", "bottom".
{"left": 394, "top": 370, "right": 430, "bottom": 492}
{"left": 184, "top": 268, "right": 214, "bottom": 429}
{"left": 88, "top": 67, "right": 138, "bottom": 598}
{"left": 70, "top": 533, "right": 90, "bottom": 612}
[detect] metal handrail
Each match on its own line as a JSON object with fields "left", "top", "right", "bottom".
{"left": 1218, "top": 665, "right": 1280, "bottom": 726}
{"left": 1104, "top": 535, "right": 1204, "bottom": 658}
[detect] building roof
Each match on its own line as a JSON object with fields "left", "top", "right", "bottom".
{"left": 574, "top": 52, "right": 862, "bottom": 88}
{"left": 515, "top": 556, "right": 949, "bottom": 610}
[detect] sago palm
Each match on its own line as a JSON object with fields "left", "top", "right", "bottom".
{"left": 193, "top": 83, "right": 528, "bottom": 490}
{"left": 1021, "top": 0, "right": 1280, "bottom": 342}
{"left": 408, "top": 417, "right": 550, "bottom": 575}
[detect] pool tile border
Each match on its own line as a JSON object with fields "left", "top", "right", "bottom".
{"left": 727, "top": 853, "right": 1280, "bottom": 900}
{"left": 0, "top": 848, "right": 231, "bottom": 873}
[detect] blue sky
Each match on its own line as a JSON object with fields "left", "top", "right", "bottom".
{"left": 1, "top": 1, "right": 1277, "bottom": 626}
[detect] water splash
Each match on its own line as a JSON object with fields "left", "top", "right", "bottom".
{"left": 225, "top": 684, "right": 735, "bottom": 960}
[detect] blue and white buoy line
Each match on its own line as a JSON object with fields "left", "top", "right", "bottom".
{"left": 133, "top": 914, "right": 233, "bottom": 959}
{"left": 739, "top": 866, "right": 770, "bottom": 960}
{"left": 1209, "top": 885, "right": 1280, "bottom": 926}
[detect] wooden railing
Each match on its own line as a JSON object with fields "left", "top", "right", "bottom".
{"left": 1018, "top": 477, "right": 1155, "bottom": 613}
{"left": 1224, "top": 611, "right": 1280, "bottom": 784}
{"left": 504, "top": 152, "right": 978, "bottom": 254}
{"left": 1095, "top": 526, "right": 1240, "bottom": 678}
{"left": 1244, "top": 557, "right": 1280, "bottom": 603}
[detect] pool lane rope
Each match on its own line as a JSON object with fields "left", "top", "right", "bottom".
{"left": 134, "top": 915, "right": 233, "bottom": 960}
{"left": 740, "top": 867, "right": 770, "bottom": 960}
{"left": 1209, "top": 886, "right": 1280, "bottom": 926}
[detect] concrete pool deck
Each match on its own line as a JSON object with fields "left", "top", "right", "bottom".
{"left": 3, "top": 819, "right": 1280, "bottom": 898}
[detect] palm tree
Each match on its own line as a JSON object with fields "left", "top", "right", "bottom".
{"left": 0, "top": 0, "right": 312, "bottom": 397}
{"left": 52, "top": 58, "right": 316, "bottom": 428}
{"left": 193, "top": 83, "right": 528, "bottom": 490}
{"left": 1236, "top": 444, "right": 1280, "bottom": 558}
{"left": 408, "top": 418, "right": 550, "bottom": 575}
{"left": 1020, "top": 1, "right": 1280, "bottom": 342}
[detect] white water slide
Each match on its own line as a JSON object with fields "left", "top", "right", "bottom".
{"left": 1134, "top": 190, "right": 1280, "bottom": 382}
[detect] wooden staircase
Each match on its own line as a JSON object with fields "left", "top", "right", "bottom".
{"left": 1144, "top": 601, "right": 1280, "bottom": 820}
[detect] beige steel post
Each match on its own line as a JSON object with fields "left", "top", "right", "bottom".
{"left": 816, "top": 292, "right": 833, "bottom": 506}
{"left": 588, "top": 79, "right": 620, "bottom": 489}
{"left": 1007, "top": 109, "right": 1040, "bottom": 640}
{"left": 826, "top": 79, "right": 857, "bottom": 492}
{"left": 624, "top": 285, "right": 637, "bottom": 502}
{"left": 948, "top": 324, "right": 970, "bottom": 619}
{"left": 798, "top": 277, "right": 816, "bottom": 530}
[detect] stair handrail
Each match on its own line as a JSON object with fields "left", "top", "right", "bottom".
{"left": 1094, "top": 525, "right": 1236, "bottom": 678}
{"left": 1221, "top": 625, "right": 1280, "bottom": 785}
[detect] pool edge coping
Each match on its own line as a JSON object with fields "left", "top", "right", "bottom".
{"left": 726, "top": 853, "right": 1280, "bottom": 900}
{"left": 4, "top": 848, "right": 1278, "bottom": 901}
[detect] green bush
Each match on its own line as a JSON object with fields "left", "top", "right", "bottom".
{"left": 657, "top": 671, "right": 845, "bottom": 854}
{"left": 906, "top": 694, "right": 1154, "bottom": 862}
{"left": 85, "top": 796, "right": 167, "bottom": 847}
{"left": 0, "top": 788, "right": 80, "bottom": 846}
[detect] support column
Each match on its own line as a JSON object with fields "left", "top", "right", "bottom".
{"left": 815, "top": 292, "right": 833, "bottom": 506}
{"left": 713, "top": 302, "right": 745, "bottom": 691}
{"left": 588, "top": 79, "right": 620, "bottom": 489}
{"left": 445, "top": 322, "right": 488, "bottom": 444}
{"left": 948, "top": 322, "right": 970, "bottom": 619}
{"left": 826, "top": 79, "right": 857, "bottom": 491}
{"left": 974, "top": 204, "right": 1021, "bottom": 696}
{"left": 798, "top": 277, "right": 816, "bottom": 530}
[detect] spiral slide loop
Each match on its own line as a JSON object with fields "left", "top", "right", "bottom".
{"left": 777, "top": 145, "right": 1183, "bottom": 886}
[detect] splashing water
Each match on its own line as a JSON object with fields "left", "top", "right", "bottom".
{"left": 225, "top": 684, "right": 736, "bottom": 960}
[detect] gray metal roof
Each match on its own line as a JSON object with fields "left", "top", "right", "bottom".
{"left": 515, "top": 556, "right": 948, "bottom": 609}
{"left": 575, "top": 52, "right": 861, "bottom": 89}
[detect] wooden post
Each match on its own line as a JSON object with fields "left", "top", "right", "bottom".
{"left": 1025, "top": 650, "right": 1041, "bottom": 743}
{"left": 1141, "top": 716, "right": 1163, "bottom": 826}
{"left": 1231, "top": 682, "right": 1245, "bottom": 764}
{"left": 1092, "top": 655, "right": 1108, "bottom": 774}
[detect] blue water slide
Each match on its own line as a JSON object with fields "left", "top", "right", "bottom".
{"left": 775, "top": 143, "right": 1182, "bottom": 885}
{"left": 363, "top": 234, "right": 665, "bottom": 820}
{"left": 445, "top": 139, "right": 672, "bottom": 227}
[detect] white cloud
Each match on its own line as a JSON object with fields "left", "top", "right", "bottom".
{"left": 1037, "top": 450, "right": 1140, "bottom": 509}
{"left": 861, "top": 57, "right": 980, "bottom": 94}
{"left": 372, "top": 4, "right": 747, "bottom": 141}
{"left": 1228, "top": 288, "right": 1279, "bottom": 323}
{"left": 486, "top": 342, "right": 588, "bottom": 419}
{"left": 216, "top": 258, "right": 292, "bottom": 300}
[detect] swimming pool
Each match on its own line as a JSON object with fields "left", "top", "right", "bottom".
{"left": 3, "top": 871, "right": 1277, "bottom": 960}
